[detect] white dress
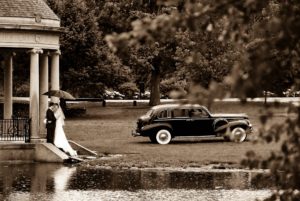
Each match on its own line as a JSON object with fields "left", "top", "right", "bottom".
{"left": 54, "top": 107, "right": 77, "bottom": 157}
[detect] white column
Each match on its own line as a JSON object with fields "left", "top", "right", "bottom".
{"left": 29, "top": 48, "right": 43, "bottom": 142}
{"left": 50, "top": 50, "right": 60, "bottom": 103}
{"left": 3, "top": 53, "right": 14, "bottom": 119}
{"left": 39, "top": 53, "right": 49, "bottom": 137}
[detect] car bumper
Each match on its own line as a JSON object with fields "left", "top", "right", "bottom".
{"left": 132, "top": 130, "right": 141, "bottom": 137}
{"left": 246, "top": 125, "right": 253, "bottom": 134}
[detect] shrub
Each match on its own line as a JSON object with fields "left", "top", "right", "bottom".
{"left": 118, "top": 82, "right": 139, "bottom": 98}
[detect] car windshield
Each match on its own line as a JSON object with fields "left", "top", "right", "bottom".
{"left": 145, "top": 109, "right": 154, "bottom": 117}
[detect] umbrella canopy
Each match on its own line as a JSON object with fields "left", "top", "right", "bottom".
{"left": 43, "top": 90, "right": 75, "bottom": 100}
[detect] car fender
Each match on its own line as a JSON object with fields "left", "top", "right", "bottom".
{"left": 142, "top": 123, "right": 173, "bottom": 133}
{"left": 213, "top": 118, "right": 229, "bottom": 133}
{"left": 214, "top": 119, "right": 249, "bottom": 133}
{"left": 227, "top": 120, "right": 250, "bottom": 129}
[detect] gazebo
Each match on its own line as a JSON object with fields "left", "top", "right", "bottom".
{"left": 0, "top": 0, "right": 67, "bottom": 161}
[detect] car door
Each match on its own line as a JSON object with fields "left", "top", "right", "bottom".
{"left": 167, "top": 108, "right": 190, "bottom": 136}
{"left": 188, "top": 108, "right": 215, "bottom": 136}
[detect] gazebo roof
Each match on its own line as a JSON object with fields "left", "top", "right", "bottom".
{"left": 0, "top": 0, "right": 59, "bottom": 21}
{"left": 0, "top": 0, "right": 61, "bottom": 49}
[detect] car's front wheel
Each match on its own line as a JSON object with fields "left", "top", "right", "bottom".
{"left": 156, "top": 129, "right": 172, "bottom": 145}
{"left": 149, "top": 135, "right": 157, "bottom": 143}
{"left": 231, "top": 127, "right": 247, "bottom": 142}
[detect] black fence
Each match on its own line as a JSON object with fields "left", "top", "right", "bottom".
{"left": 0, "top": 117, "right": 30, "bottom": 142}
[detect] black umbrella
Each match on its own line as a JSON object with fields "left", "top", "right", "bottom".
{"left": 43, "top": 90, "right": 76, "bottom": 100}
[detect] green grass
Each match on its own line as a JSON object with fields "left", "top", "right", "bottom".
{"left": 64, "top": 101, "right": 288, "bottom": 168}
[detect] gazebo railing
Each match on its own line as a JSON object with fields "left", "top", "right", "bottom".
{"left": 0, "top": 117, "right": 30, "bottom": 142}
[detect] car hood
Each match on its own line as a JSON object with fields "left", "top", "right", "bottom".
{"left": 210, "top": 113, "right": 248, "bottom": 119}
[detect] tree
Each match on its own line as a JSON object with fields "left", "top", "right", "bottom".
{"left": 105, "top": 1, "right": 178, "bottom": 105}
{"left": 106, "top": 1, "right": 236, "bottom": 105}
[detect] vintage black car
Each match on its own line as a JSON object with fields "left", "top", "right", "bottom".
{"left": 132, "top": 104, "right": 252, "bottom": 144}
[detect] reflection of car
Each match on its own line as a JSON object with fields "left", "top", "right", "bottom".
{"left": 132, "top": 104, "right": 252, "bottom": 144}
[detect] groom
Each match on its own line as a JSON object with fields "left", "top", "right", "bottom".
{"left": 45, "top": 102, "right": 58, "bottom": 144}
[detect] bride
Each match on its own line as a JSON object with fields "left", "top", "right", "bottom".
{"left": 53, "top": 103, "right": 77, "bottom": 157}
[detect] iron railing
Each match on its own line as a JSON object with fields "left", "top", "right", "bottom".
{"left": 0, "top": 117, "right": 30, "bottom": 142}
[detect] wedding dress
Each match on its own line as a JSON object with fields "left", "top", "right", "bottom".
{"left": 54, "top": 106, "right": 77, "bottom": 157}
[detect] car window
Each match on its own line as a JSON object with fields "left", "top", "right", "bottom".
{"left": 189, "top": 108, "right": 209, "bottom": 118}
{"left": 157, "top": 110, "right": 168, "bottom": 118}
{"left": 171, "top": 109, "right": 189, "bottom": 118}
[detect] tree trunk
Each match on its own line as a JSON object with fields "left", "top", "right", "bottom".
{"left": 149, "top": 69, "right": 161, "bottom": 106}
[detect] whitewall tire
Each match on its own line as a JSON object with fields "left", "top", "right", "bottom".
{"left": 231, "top": 127, "right": 247, "bottom": 142}
{"left": 156, "top": 129, "right": 172, "bottom": 145}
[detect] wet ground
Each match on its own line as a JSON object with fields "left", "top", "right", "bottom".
{"left": 0, "top": 163, "right": 271, "bottom": 201}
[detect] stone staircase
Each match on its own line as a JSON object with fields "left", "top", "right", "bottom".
{"left": 0, "top": 141, "right": 97, "bottom": 163}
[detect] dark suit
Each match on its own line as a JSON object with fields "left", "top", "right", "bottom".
{"left": 46, "top": 108, "right": 56, "bottom": 144}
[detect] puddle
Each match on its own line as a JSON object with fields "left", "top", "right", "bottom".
{"left": 0, "top": 163, "right": 272, "bottom": 201}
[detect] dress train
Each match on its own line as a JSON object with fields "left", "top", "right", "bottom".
{"left": 54, "top": 107, "right": 77, "bottom": 157}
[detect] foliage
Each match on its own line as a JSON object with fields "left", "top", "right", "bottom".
{"left": 106, "top": 1, "right": 236, "bottom": 105}
{"left": 178, "top": 1, "right": 300, "bottom": 200}
{"left": 160, "top": 77, "right": 187, "bottom": 96}
{"left": 47, "top": 0, "right": 133, "bottom": 97}
{"left": 173, "top": 12, "right": 239, "bottom": 88}
{"left": 0, "top": 52, "right": 31, "bottom": 97}
{"left": 14, "top": 83, "right": 30, "bottom": 97}
{"left": 241, "top": 102, "right": 300, "bottom": 201}
{"left": 118, "top": 82, "right": 139, "bottom": 98}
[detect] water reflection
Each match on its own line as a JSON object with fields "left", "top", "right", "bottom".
{"left": 0, "top": 164, "right": 271, "bottom": 201}
{"left": 53, "top": 166, "right": 76, "bottom": 191}
{"left": 68, "top": 168, "right": 272, "bottom": 190}
{"left": 0, "top": 164, "right": 66, "bottom": 195}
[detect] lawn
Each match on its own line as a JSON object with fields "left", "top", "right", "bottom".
{"left": 63, "top": 101, "right": 288, "bottom": 168}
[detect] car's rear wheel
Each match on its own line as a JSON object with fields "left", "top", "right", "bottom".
{"left": 156, "top": 129, "right": 172, "bottom": 145}
{"left": 231, "top": 127, "right": 247, "bottom": 142}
